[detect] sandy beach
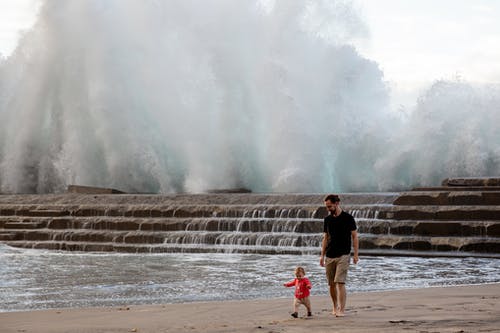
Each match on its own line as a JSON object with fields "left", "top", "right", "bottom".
{"left": 1, "top": 283, "right": 499, "bottom": 333}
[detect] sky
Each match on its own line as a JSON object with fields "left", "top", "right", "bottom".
{"left": 0, "top": 0, "right": 39, "bottom": 58}
{"left": 1, "top": 0, "right": 500, "bottom": 110}
{"left": 355, "top": 0, "right": 500, "bottom": 110}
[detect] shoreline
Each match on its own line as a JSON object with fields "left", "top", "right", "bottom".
{"left": 1, "top": 283, "right": 499, "bottom": 333}
{"left": 2, "top": 281, "right": 499, "bottom": 314}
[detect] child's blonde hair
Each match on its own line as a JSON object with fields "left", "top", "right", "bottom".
{"left": 295, "top": 266, "right": 306, "bottom": 276}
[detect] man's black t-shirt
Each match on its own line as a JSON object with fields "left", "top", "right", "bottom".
{"left": 323, "top": 211, "right": 357, "bottom": 258}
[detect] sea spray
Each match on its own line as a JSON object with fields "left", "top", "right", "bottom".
{"left": 375, "top": 80, "right": 500, "bottom": 190}
{"left": 0, "top": 0, "right": 390, "bottom": 193}
{"left": 0, "top": 0, "right": 499, "bottom": 194}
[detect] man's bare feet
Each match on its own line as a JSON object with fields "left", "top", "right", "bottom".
{"left": 335, "top": 311, "right": 345, "bottom": 317}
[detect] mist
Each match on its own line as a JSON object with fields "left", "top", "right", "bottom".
{"left": 0, "top": 0, "right": 498, "bottom": 193}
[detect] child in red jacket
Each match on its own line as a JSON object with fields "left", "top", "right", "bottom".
{"left": 283, "top": 266, "right": 312, "bottom": 318}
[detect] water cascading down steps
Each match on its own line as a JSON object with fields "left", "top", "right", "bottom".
{"left": 0, "top": 178, "right": 499, "bottom": 258}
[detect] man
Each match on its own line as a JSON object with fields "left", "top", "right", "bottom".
{"left": 319, "top": 194, "right": 359, "bottom": 317}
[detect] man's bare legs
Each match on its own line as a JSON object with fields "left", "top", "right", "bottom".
{"left": 337, "top": 283, "right": 347, "bottom": 316}
{"left": 329, "top": 283, "right": 347, "bottom": 316}
{"left": 329, "top": 284, "right": 338, "bottom": 315}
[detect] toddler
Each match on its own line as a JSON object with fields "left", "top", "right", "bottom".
{"left": 283, "top": 266, "right": 312, "bottom": 318}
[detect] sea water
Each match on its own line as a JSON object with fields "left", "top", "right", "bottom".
{"left": 1, "top": 244, "right": 499, "bottom": 312}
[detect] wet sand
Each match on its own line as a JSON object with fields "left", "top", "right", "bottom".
{"left": 1, "top": 283, "right": 499, "bottom": 333}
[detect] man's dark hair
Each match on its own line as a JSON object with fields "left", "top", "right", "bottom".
{"left": 324, "top": 194, "right": 340, "bottom": 202}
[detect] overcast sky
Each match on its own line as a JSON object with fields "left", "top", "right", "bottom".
{"left": 356, "top": 0, "right": 500, "bottom": 109}
{"left": 1, "top": 0, "right": 500, "bottom": 110}
{"left": 0, "top": 0, "right": 39, "bottom": 57}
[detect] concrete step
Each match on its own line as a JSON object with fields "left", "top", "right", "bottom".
{"left": 0, "top": 203, "right": 324, "bottom": 219}
{"left": 0, "top": 193, "right": 398, "bottom": 206}
{"left": 0, "top": 229, "right": 322, "bottom": 246}
{"left": 1, "top": 240, "right": 319, "bottom": 255}
{"left": 393, "top": 191, "right": 500, "bottom": 205}
{"left": 0, "top": 203, "right": 395, "bottom": 220}
{"left": 0, "top": 232, "right": 16, "bottom": 241}
{"left": 360, "top": 234, "right": 500, "bottom": 254}
{"left": 441, "top": 177, "right": 500, "bottom": 187}
{"left": 4, "top": 203, "right": 497, "bottom": 221}
{"left": 378, "top": 206, "right": 500, "bottom": 221}
{"left": 412, "top": 186, "right": 500, "bottom": 192}
{"left": 0, "top": 216, "right": 324, "bottom": 233}
{"left": 3, "top": 234, "right": 498, "bottom": 257}
{"left": 2, "top": 215, "right": 499, "bottom": 239}
{"left": 1, "top": 220, "right": 48, "bottom": 229}
{"left": 356, "top": 219, "right": 499, "bottom": 237}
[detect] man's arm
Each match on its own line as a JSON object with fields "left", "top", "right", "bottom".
{"left": 320, "top": 232, "right": 328, "bottom": 266}
{"left": 351, "top": 230, "right": 359, "bottom": 264}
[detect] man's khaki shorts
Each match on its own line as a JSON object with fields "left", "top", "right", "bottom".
{"left": 325, "top": 254, "right": 350, "bottom": 285}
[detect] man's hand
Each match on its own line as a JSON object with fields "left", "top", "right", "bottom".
{"left": 352, "top": 254, "right": 359, "bottom": 265}
{"left": 320, "top": 256, "right": 325, "bottom": 267}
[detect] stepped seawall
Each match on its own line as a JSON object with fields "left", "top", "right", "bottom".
{"left": 1, "top": 178, "right": 499, "bottom": 257}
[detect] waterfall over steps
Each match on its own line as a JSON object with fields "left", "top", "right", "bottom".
{"left": 0, "top": 180, "right": 499, "bottom": 257}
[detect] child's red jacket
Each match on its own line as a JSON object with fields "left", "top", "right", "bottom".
{"left": 284, "top": 277, "right": 311, "bottom": 299}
